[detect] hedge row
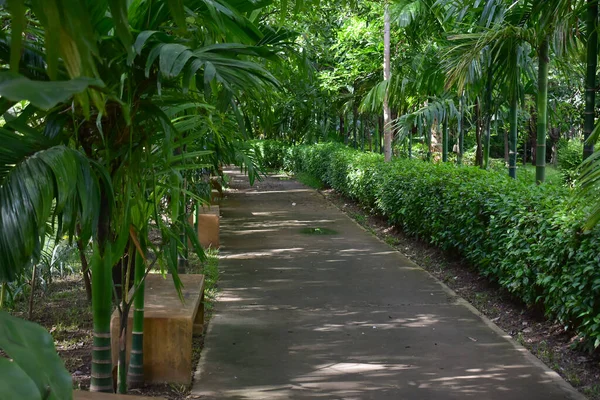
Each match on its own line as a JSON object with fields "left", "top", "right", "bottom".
{"left": 256, "top": 140, "right": 600, "bottom": 348}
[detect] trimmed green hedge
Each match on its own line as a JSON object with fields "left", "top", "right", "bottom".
{"left": 258, "top": 140, "right": 600, "bottom": 348}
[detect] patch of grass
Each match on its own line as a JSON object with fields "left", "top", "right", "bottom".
{"left": 384, "top": 236, "right": 399, "bottom": 246}
{"left": 349, "top": 211, "right": 366, "bottom": 224}
{"left": 295, "top": 172, "right": 324, "bottom": 190}
{"left": 583, "top": 385, "right": 600, "bottom": 396}
{"left": 517, "top": 164, "right": 564, "bottom": 187}
{"left": 187, "top": 249, "right": 219, "bottom": 314}
{"left": 299, "top": 227, "right": 338, "bottom": 235}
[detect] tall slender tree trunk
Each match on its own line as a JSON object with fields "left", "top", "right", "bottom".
{"left": 442, "top": 116, "right": 449, "bottom": 162}
{"left": 536, "top": 37, "right": 549, "bottom": 183}
{"left": 409, "top": 126, "right": 414, "bottom": 159}
{"left": 0, "top": 282, "right": 6, "bottom": 309}
{"left": 361, "top": 116, "right": 365, "bottom": 151}
{"left": 117, "top": 251, "right": 132, "bottom": 394}
{"left": 383, "top": 3, "right": 392, "bottom": 162}
{"left": 127, "top": 248, "right": 145, "bottom": 388}
{"left": 352, "top": 102, "right": 358, "bottom": 149}
{"left": 90, "top": 194, "right": 114, "bottom": 393}
{"left": 77, "top": 237, "right": 93, "bottom": 303}
{"left": 483, "top": 63, "right": 493, "bottom": 169}
{"left": 529, "top": 103, "right": 537, "bottom": 166}
{"left": 475, "top": 98, "right": 483, "bottom": 167}
{"left": 509, "top": 93, "right": 518, "bottom": 179}
{"left": 457, "top": 94, "right": 464, "bottom": 165}
{"left": 379, "top": 116, "right": 384, "bottom": 154}
{"left": 340, "top": 114, "right": 345, "bottom": 143}
{"left": 28, "top": 265, "right": 37, "bottom": 320}
{"left": 584, "top": 0, "right": 598, "bottom": 160}
{"left": 426, "top": 122, "right": 433, "bottom": 162}
{"left": 504, "top": 128, "right": 509, "bottom": 163}
{"left": 344, "top": 113, "right": 349, "bottom": 145}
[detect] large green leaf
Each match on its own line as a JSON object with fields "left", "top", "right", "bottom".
{"left": 0, "top": 72, "right": 104, "bottom": 110}
{"left": 0, "top": 311, "right": 72, "bottom": 400}
{"left": 0, "top": 358, "right": 43, "bottom": 400}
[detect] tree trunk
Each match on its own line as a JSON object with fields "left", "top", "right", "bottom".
{"left": 361, "top": 116, "right": 365, "bottom": 151}
{"left": 91, "top": 253, "right": 114, "bottom": 392}
{"left": 475, "top": 98, "right": 483, "bottom": 167}
{"left": 383, "top": 3, "right": 392, "bottom": 162}
{"left": 529, "top": 103, "right": 537, "bottom": 167}
{"left": 127, "top": 247, "right": 146, "bottom": 388}
{"left": 584, "top": 0, "right": 597, "bottom": 160}
{"left": 352, "top": 102, "right": 358, "bottom": 149}
{"left": 504, "top": 128, "right": 509, "bottom": 163}
{"left": 343, "top": 114, "right": 348, "bottom": 145}
{"left": 28, "top": 265, "right": 37, "bottom": 320}
{"left": 379, "top": 116, "right": 384, "bottom": 154}
{"left": 77, "top": 237, "right": 93, "bottom": 303}
{"left": 90, "top": 193, "right": 114, "bottom": 393}
{"left": 426, "top": 122, "right": 433, "bottom": 162}
{"left": 509, "top": 93, "right": 518, "bottom": 179}
{"left": 442, "top": 116, "right": 449, "bottom": 162}
{"left": 483, "top": 63, "right": 493, "bottom": 169}
{"left": 0, "top": 283, "right": 5, "bottom": 309}
{"left": 457, "top": 94, "right": 464, "bottom": 165}
{"left": 523, "top": 138, "right": 527, "bottom": 165}
{"left": 340, "top": 114, "right": 345, "bottom": 143}
{"left": 536, "top": 38, "right": 549, "bottom": 183}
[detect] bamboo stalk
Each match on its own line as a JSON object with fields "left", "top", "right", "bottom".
{"left": 584, "top": 0, "right": 597, "bottom": 160}
{"left": 28, "top": 265, "right": 37, "bottom": 320}
{"left": 127, "top": 251, "right": 146, "bottom": 388}
{"left": 90, "top": 245, "right": 114, "bottom": 393}
{"left": 536, "top": 37, "right": 549, "bottom": 183}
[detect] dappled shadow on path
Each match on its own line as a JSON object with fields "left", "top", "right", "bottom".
{"left": 193, "top": 169, "right": 580, "bottom": 400}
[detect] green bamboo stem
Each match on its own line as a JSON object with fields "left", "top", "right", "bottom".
{"left": 408, "top": 129, "right": 412, "bottom": 159}
{"left": 483, "top": 63, "right": 493, "bottom": 169}
{"left": 509, "top": 93, "right": 518, "bottom": 179}
{"left": 91, "top": 247, "right": 114, "bottom": 393}
{"left": 442, "top": 116, "right": 449, "bottom": 162}
{"left": 117, "top": 247, "right": 134, "bottom": 395}
{"left": 584, "top": 0, "right": 598, "bottom": 160}
{"left": 0, "top": 282, "right": 6, "bottom": 309}
{"left": 127, "top": 251, "right": 146, "bottom": 388}
{"left": 536, "top": 37, "right": 549, "bottom": 183}
{"left": 458, "top": 95, "right": 464, "bottom": 166}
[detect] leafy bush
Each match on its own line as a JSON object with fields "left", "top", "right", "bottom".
{"left": 557, "top": 139, "right": 583, "bottom": 185}
{"left": 282, "top": 143, "right": 600, "bottom": 349}
{"left": 253, "top": 140, "right": 291, "bottom": 171}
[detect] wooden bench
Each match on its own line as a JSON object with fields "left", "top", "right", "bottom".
{"left": 74, "top": 391, "right": 164, "bottom": 399}
{"left": 197, "top": 205, "right": 220, "bottom": 249}
{"left": 110, "top": 274, "right": 205, "bottom": 385}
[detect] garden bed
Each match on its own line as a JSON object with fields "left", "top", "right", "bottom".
{"left": 9, "top": 251, "right": 219, "bottom": 400}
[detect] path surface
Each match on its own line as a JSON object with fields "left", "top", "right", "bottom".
{"left": 192, "top": 170, "right": 583, "bottom": 400}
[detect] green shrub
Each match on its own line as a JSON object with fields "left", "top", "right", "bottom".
{"left": 253, "top": 140, "right": 291, "bottom": 171}
{"left": 285, "top": 143, "right": 600, "bottom": 349}
{"left": 557, "top": 139, "right": 583, "bottom": 185}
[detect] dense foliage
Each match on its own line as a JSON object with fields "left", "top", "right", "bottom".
{"left": 257, "top": 141, "right": 600, "bottom": 349}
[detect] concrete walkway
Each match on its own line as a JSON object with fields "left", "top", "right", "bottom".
{"left": 192, "top": 170, "right": 584, "bottom": 400}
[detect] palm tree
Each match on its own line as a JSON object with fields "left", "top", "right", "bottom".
{"left": 1, "top": 0, "right": 291, "bottom": 393}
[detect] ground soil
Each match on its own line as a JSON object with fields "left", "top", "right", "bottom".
{"left": 320, "top": 186, "right": 600, "bottom": 399}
